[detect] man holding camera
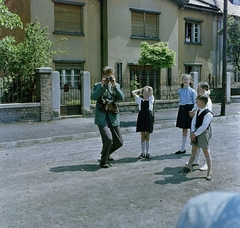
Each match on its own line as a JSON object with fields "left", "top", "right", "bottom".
{"left": 91, "top": 66, "right": 125, "bottom": 168}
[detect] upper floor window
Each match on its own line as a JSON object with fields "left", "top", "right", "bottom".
{"left": 130, "top": 8, "right": 160, "bottom": 40}
{"left": 53, "top": 0, "right": 85, "bottom": 36}
{"left": 184, "top": 18, "right": 203, "bottom": 44}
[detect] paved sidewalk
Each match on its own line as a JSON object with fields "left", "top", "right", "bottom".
{"left": 0, "top": 103, "right": 239, "bottom": 148}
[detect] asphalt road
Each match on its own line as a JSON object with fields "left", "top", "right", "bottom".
{"left": 1, "top": 113, "right": 240, "bottom": 228}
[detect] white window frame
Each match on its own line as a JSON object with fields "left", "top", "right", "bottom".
{"left": 184, "top": 18, "right": 203, "bottom": 44}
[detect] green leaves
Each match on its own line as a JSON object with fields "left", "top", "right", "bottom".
{"left": 219, "top": 16, "right": 240, "bottom": 71}
{"left": 138, "top": 42, "right": 176, "bottom": 69}
{"left": 0, "top": 1, "right": 22, "bottom": 29}
{"left": 0, "top": 18, "right": 67, "bottom": 77}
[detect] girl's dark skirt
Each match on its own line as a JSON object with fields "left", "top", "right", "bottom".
{"left": 176, "top": 104, "right": 193, "bottom": 129}
{"left": 136, "top": 109, "right": 153, "bottom": 133}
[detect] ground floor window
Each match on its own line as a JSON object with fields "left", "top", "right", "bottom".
{"left": 184, "top": 63, "right": 202, "bottom": 82}
{"left": 54, "top": 61, "right": 84, "bottom": 108}
{"left": 116, "top": 62, "right": 122, "bottom": 87}
{"left": 129, "top": 65, "right": 160, "bottom": 99}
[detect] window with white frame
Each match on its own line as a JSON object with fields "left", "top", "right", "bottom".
{"left": 184, "top": 18, "right": 203, "bottom": 44}
{"left": 53, "top": 0, "right": 85, "bottom": 36}
{"left": 54, "top": 61, "right": 84, "bottom": 88}
{"left": 130, "top": 8, "right": 160, "bottom": 40}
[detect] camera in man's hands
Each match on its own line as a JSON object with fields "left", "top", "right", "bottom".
{"left": 106, "top": 76, "right": 113, "bottom": 81}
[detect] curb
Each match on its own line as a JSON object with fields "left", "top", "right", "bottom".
{"left": 1, "top": 115, "right": 239, "bottom": 149}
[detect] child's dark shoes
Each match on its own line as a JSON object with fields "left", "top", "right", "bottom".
{"left": 138, "top": 153, "right": 145, "bottom": 159}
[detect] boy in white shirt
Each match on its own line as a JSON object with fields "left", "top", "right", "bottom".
{"left": 180, "top": 95, "right": 213, "bottom": 181}
{"left": 188, "top": 82, "right": 212, "bottom": 171}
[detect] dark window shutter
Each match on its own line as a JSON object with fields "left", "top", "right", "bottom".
{"left": 131, "top": 11, "right": 144, "bottom": 36}
{"left": 55, "top": 3, "right": 82, "bottom": 33}
{"left": 145, "top": 13, "right": 157, "bottom": 38}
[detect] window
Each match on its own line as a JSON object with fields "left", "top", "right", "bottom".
{"left": 167, "top": 68, "right": 172, "bottom": 86}
{"left": 184, "top": 63, "right": 202, "bottom": 81}
{"left": 116, "top": 62, "right": 122, "bottom": 87}
{"left": 54, "top": 61, "right": 84, "bottom": 106}
{"left": 129, "top": 65, "right": 160, "bottom": 98}
{"left": 130, "top": 8, "right": 160, "bottom": 40}
{"left": 184, "top": 18, "right": 203, "bottom": 44}
{"left": 54, "top": 60, "right": 84, "bottom": 88}
{"left": 53, "top": 0, "right": 85, "bottom": 35}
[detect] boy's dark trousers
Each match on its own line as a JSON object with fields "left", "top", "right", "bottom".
{"left": 98, "top": 115, "right": 123, "bottom": 164}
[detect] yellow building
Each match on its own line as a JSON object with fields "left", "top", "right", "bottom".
{"left": 1, "top": 0, "right": 226, "bottom": 101}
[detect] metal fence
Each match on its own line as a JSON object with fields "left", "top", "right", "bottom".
{"left": 0, "top": 74, "right": 40, "bottom": 104}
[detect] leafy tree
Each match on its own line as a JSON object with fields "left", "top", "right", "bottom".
{"left": 226, "top": 16, "right": 240, "bottom": 78}
{"left": 138, "top": 42, "right": 176, "bottom": 69}
{"left": 219, "top": 16, "right": 240, "bottom": 80}
{"left": 0, "top": 18, "right": 67, "bottom": 102}
{"left": 0, "top": 0, "right": 22, "bottom": 29}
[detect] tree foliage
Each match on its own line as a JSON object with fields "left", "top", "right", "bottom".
{"left": 226, "top": 16, "right": 240, "bottom": 72}
{"left": 138, "top": 42, "right": 176, "bottom": 69}
{"left": 0, "top": 19, "right": 66, "bottom": 76}
{"left": 0, "top": 0, "right": 22, "bottom": 29}
{"left": 219, "top": 16, "right": 240, "bottom": 72}
{"left": 0, "top": 18, "right": 67, "bottom": 102}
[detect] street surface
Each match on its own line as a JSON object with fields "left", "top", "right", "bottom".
{"left": 1, "top": 110, "right": 240, "bottom": 228}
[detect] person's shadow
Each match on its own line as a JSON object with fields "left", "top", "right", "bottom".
{"left": 49, "top": 156, "right": 140, "bottom": 173}
{"left": 154, "top": 166, "right": 203, "bottom": 185}
{"left": 49, "top": 164, "right": 101, "bottom": 172}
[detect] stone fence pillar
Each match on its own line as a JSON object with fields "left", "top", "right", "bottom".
{"left": 35, "top": 67, "right": 53, "bottom": 121}
{"left": 81, "top": 71, "right": 92, "bottom": 116}
{"left": 190, "top": 72, "right": 199, "bottom": 92}
{"left": 52, "top": 71, "right": 60, "bottom": 119}
{"left": 226, "top": 72, "right": 231, "bottom": 103}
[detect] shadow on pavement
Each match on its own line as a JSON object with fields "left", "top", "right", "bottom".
{"left": 49, "top": 164, "right": 101, "bottom": 172}
{"left": 149, "top": 153, "right": 189, "bottom": 161}
{"left": 120, "top": 121, "right": 136, "bottom": 127}
{"left": 154, "top": 166, "right": 204, "bottom": 185}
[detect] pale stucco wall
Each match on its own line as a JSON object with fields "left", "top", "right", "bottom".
{"left": 178, "top": 9, "right": 216, "bottom": 82}
{"left": 30, "top": 0, "right": 101, "bottom": 80}
{"left": 106, "top": 0, "right": 179, "bottom": 86}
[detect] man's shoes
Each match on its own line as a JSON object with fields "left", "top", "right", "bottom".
{"left": 185, "top": 162, "right": 199, "bottom": 166}
{"left": 199, "top": 164, "right": 208, "bottom": 171}
{"left": 108, "top": 156, "right": 114, "bottom": 161}
{"left": 179, "top": 166, "right": 191, "bottom": 173}
{"left": 138, "top": 153, "right": 145, "bottom": 159}
{"left": 175, "top": 150, "right": 186, "bottom": 154}
{"left": 100, "top": 163, "right": 110, "bottom": 168}
{"left": 146, "top": 153, "right": 152, "bottom": 159}
{"left": 206, "top": 175, "right": 212, "bottom": 181}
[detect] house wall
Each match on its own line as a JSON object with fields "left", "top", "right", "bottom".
{"left": 30, "top": 0, "right": 102, "bottom": 80}
{"left": 178, "top": 9, "right": 216, "bottom": 82}
{"left": 106, "top": 0, "right": 179, "bottom": 85}
{"left": 1, "top": 0, "right": 223, "bottom": 100}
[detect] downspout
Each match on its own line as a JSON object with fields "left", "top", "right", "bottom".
{"left": 100, "top": 0, "right": 104, "bottom": 69}
{"left": 99, "top": 0, "right": 108, "bottom": 68}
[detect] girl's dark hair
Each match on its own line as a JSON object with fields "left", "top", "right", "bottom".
{"left": 199, "top": 82, "right": 209, "bottom": 91}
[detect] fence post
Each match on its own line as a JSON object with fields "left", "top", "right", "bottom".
{"left": 35, "top": 67, "right": 53, "bottom": 121}
{"left": 190, "top": 72, "right": 199, "bottom": 92}
{"left": 226, "top": 72, "right": 231, "bottom": 103}
{"left": 81, "top": 71, "right": 92, "bottom": 116}
{"left": 52, "top": 71, "right": 61, "bottom": 119}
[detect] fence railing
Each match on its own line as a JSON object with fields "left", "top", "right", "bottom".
{"left": 0, "top": 74, "right": 40, "bottom": 104}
